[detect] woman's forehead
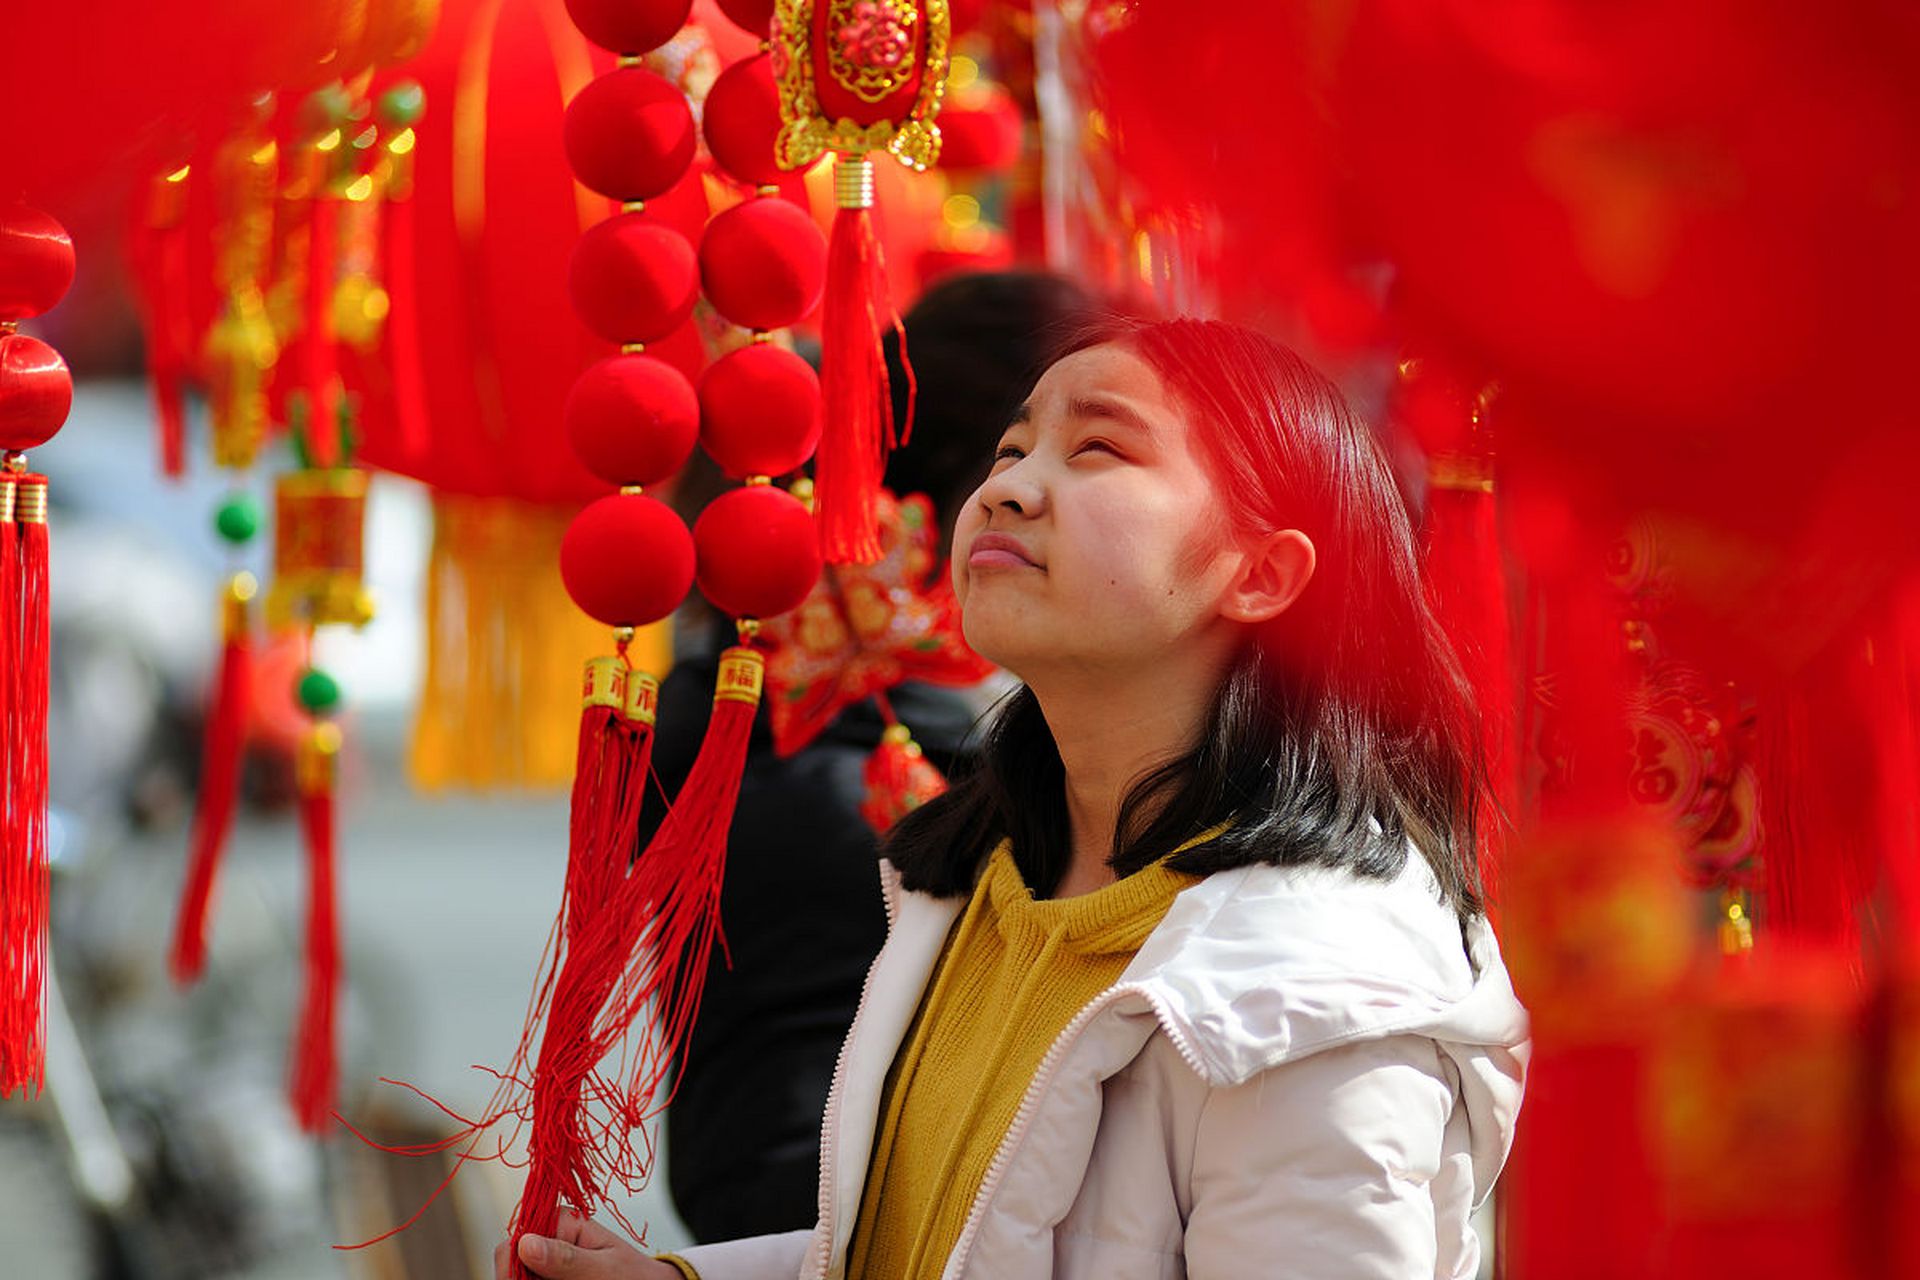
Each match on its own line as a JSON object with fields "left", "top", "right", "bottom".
{"left": 1032, "top": 343, "right": 1175, "bottom": 412}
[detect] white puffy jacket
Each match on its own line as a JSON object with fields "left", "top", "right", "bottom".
{"left": 675, "top": 844, "right": 1532, "bottom": 1280}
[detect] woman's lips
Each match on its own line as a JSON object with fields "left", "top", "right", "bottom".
{"left": 968, "top": 532, "right": 1040, "bottom": 569}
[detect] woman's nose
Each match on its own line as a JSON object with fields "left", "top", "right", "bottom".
{"left": 977, "top": 457, "right": 1045, "bottom": 518}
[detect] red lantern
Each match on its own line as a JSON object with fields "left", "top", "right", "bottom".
{"left": 565, "top": 354, "right": 702, "bottom": 489}
{"left": 569, "top": 212, "right": 703, "bottom": 345}
{"left": 560, "top": 492, "right": 697, "bottom": 628}
{"left": 564, "top": 67, "right": 699, "bottom": 202}
{"left": 698, "top": 342, "right": 821, "bottom": 479}
{"left": 703, "top": 54, "right": 785, "bottom": 187}
{"left": 698, "top": 195, "right": 828, "bottom": 331}
{"left": 694, "top": 483, "right": 823, "bottom": 619}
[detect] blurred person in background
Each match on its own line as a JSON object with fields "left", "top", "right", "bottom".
{"left": 643, "top": 270, "right": 1099, "bottom": 1243}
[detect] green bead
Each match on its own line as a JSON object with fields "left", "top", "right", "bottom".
{"left": 214, "top": 494, "right": 261, "bottom": 545}
{"left": 297, "top": 668, "right": 343, "bottom": 715}
{"left": 377, "top": 81, "right": 426, "bottom": 128}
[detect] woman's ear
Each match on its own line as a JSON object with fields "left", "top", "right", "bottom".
{"left": 1221, "top": 529, "right": 1316, "bottom": 625}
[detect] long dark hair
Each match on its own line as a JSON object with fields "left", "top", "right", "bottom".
{"left": 885, "top": 315, "right": 1491, "bottom": 925}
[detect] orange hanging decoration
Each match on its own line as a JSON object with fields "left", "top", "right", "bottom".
{"left": 771, "top": 0, "right": 949, "bottom": 563}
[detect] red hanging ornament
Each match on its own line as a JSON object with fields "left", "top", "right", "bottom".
{"left": 564, "top": 0, "right": 694, "bottom": 55}
{"left": 568, "top": 212, "right": 701, "bottom": 346}
{"left": 0, "top": 203, "right": 69, "bottom": 1099}
{"left": 697, "top": 341, "right": 821, "bottom": 480}
{"left": 563, "top": 67, "right": 699, "bottom": 203}
{"left": 703, "top": 54, "right": 786, "bottom": 187}
{"left": 698, "top": 194, "right": 828, "bottom": 331}
{"left": 860, "top": 718, "right": 946, "bottom": 833}
{"left": 289, "top": 716, "right": 343, "bottom": 1132}
{"left": 716, "top": 0, "right": 776, "bottom": 37}
{"left": 129, "top": 166, "right": 197, "bottom": 478}
{"left": 693, "top": 483, "right": 824, "bottom": 620}
{"left": 564, "top": 354, "right": 702, "bottom": 490}
{"left": 0, "top": 334, "right": 72, "bottom": 453}
{"left": 772, "top": 0, "right": 950, "bottom": 563}
{"left": 169, "top": 571, "right": 258, "bottom": 983}
{"left": 560, "top": 493, "right": 698, "bottom": 629}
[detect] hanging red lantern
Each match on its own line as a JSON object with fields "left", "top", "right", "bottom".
{"left": 698, "top": 194, "right": 828, "bottom": 331}
{"left": 0, "top": 209, "right": 77, "bottom": 325}
{"left": 771, "top": 0, "right": 951, "bottom": 563}
{"left": 563, "top": 67, "right": 700, "bottom": 203}
{"left": 697, "top": 341, "right": 820, "bottom": 479}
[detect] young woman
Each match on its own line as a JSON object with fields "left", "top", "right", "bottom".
{"left": 499, "top": 317, "right": 1531, "bottom": 1280}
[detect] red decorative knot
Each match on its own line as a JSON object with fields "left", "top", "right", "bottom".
{"left": 564, "top": 0, "right": 694, "bottom": 55}
{"left": 698, "top": 197, "right": 828, "bottom": 331}
{"left": 568, "top": 212, "right": 701, "bottom": 344}
{"left": 694, "top": 484, "right": 823, "bottom": 620}
{"left": 0, "top": 332, "right": 73, "bottom": 452}
{"left": 0, "top": 205, "right": 76, "bottom": 324}
{"left": 565, "top": 353, "right": 700, "bottom": 488}
{"left": 560, "top": 492, "right": 696, "bottom": 628}
{"left": 563, "top": 67, "right": 697, "bottom": 202}
{"left": 703, "top": 54, "right": 784, "bottom": 187}
{"left": 717, "top": 0, "right": 776, "bottom": 38}
{"left": 836, "top": 0, "right": 912, "bottom": 70}
{"left": 699, "top": 343, "right": 821, "bottom": 480}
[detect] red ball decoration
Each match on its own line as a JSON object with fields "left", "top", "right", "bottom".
{"left": 565, "top": 353, "right": 701, "bottom": 487}
{"left": 699, "top": 343, "right": 820, "bottom": 479}
{"left": 569, "top": 212, "right": 700, "bottom": 344}
{"left": 0, "top": 332, "right": 72, "bottom": 452}
{"left": 713, "top": 0, "right": 774, "bottom": 37}
{"left": 563, "top": 0, "right": 692, "bottom": 54}
{"left": 694, "top": 484, "right": 822, "bottom": 619}
{"left": 564, "top": 67, "right": 697, "bottom": 202}
{"left": 560, "top": 491, "right": 696, "bottom": 627}
{"left": 698, "top": 197, "right": 827, "bottom": 332}
{"left": 702, "top": 55, "right": 783, "bottom": 187}
{"left": 0, "top": 205, "right": 76, "bottom": 324}
{"left": 939, "top": 89, "right": 1023, "bottom": 173}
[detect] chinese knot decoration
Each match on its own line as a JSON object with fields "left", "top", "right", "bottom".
{"left": 772, "top": 0, "right": 950, "bottom": 564}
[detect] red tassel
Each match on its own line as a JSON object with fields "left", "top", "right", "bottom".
{"left": 289, "top": 720, "right": 343, "bottom": 1132}
{"left": 859, "top": 702, "right": 948, "bottom": 834}
{"left": 816, "top": 155, "right": 903, "bottom": 566}
{"left": 507, "top": 660, "right": 660, "bottom": 1272}
{"left": 132, "top": 168, "right": 194, "bottom": 478}
{"left": 2, "top": 471, "right": 50, "bottom": 1097}
{"left": 170, "top": 573, "right": 258, "bottom": 984}
{"left": 303, "top": 194, "right": 342, "bottom": 469}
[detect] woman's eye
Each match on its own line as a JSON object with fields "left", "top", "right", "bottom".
{"left": 993, "top": 444, "right": 1026, "bottom": 463}
{"left": 1073, "top": 438, "right": 1120, "bottom": 458}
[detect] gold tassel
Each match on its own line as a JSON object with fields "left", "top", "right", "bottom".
{"left": 409, "top": 493, "right": 671, "bottom": 790}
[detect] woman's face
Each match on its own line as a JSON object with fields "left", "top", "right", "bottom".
{"left": 951, "top": 342, "right": 1252, "bottom": 681}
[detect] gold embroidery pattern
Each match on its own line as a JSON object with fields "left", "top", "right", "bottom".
{"left": 772, "top": 0, "right": 951, "bottom": 172}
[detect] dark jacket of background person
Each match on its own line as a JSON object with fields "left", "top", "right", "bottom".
{"left": 637, "top": 643, "right": 980, "bottom": 1243}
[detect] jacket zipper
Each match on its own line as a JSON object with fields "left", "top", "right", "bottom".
{"left": 936, "top": 981, "right": 1207, "bottom": 1280}
{"left": 807, "top": 867, "right": 905, "bottom": 1280}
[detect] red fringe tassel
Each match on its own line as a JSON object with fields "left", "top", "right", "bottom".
{"left": 816, "top": 156, "right": 900, "bottom": 566}
{"left": 2, "top": 473, "right": 50, "bottom": 1097}
{"left": 170, "top": 574, "right": 257, "bottom": 984}
{"left": 303, "top": 194, "right": 342, "bottom": 469}
{"left": 290, "top": 721, "right": 343, "bottom": 1132}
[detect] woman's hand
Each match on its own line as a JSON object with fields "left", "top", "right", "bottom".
{"left": 492, "top": 1210, "right": 685, "bottom": 1280}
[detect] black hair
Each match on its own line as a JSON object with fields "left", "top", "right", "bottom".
{"left": 884, "top": 315, "right": 1492, "bottom": 926}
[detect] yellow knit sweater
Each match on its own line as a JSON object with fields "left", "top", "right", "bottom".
{"left": 843, "top": 840, "right": 1196, "bottom": 1280}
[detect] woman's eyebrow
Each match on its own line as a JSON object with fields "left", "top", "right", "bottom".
{"left": 1067, "top": 395, "right": 1153, "bottom": 436}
